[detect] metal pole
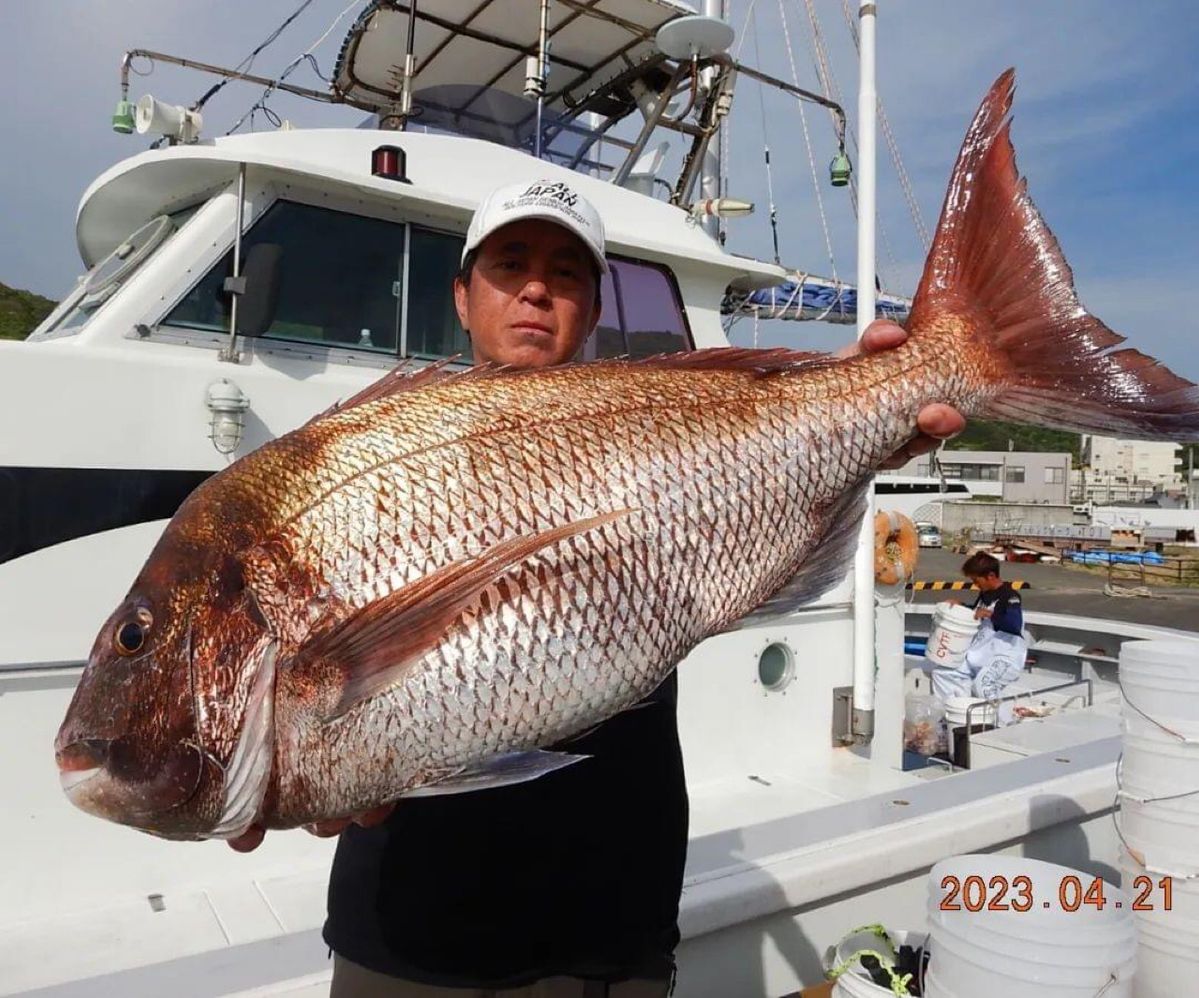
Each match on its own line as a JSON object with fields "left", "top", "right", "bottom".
{"left": 534, "top": 0, "right": 550, "bottom": 159}
{"left": 611, "top": 62, "right": 688, "bottom": 186}
{"left": 399, "top": 1, "right": 418, "bottom": 128}
{"left": 851, "top": 0, "right": 878, "bottom": 745}
{"left": 699, "top": 0, "right": 726, "bottom": 239}
{"left": 220, "top": 163, "right": 247, "bottom": 364}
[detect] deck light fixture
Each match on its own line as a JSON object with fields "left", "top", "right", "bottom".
{"left": 206, "top": 379, "right": 250, "bottom": 455}
{"left": 830, "top": 151, "right": 852, "bottom": 187}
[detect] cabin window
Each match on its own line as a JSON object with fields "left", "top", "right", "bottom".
{"left": 1006, "top": 466, "right": 1026, "bottom": 483}
{"left": 405, "top": 227, "right": 471, "bottom": 359}
{"left": 162, "top": 200, "right": 691, "bottom": 361}
{"left": 589, "top": 258, "right": 692, "bottom": 359}
{"left": 163, "top": 201, "right": 403, "bottom": 352}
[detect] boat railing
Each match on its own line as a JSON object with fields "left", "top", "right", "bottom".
{"left": 959, "top": 677, "right": 1095, "bottom": 768}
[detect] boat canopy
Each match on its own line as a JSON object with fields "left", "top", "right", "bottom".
{"left": 333, "top": 0, "right": 694, "bottom": 122}
{"left": 723, "top": 275, "right": 912, "bottom": 325}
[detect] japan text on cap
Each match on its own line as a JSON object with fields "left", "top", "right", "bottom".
{"left": 463, "top": 179, "right": 608, "bottom": 275}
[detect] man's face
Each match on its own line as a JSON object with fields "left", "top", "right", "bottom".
{"left": 970, "top": 573, "right": 1002, "bottom": 592}
{"left": 454, "top": 219, "right": 601, "bottom": 369}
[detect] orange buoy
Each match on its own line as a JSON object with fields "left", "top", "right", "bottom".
{"left": 874, "top": 510, "right": 919, "bottom": 585}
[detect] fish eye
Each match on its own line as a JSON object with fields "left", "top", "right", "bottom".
{"left": 114, "top": 609, "right": 152, "bottom": 656}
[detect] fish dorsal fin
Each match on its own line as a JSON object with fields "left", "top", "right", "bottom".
{"left": 629, "top": 346, "right": 833, "bottom": 376}
{"left": 725, "top": 480, "right": 870, "bottom": 628}
{"left": 305, "top": 509, "right": 632, "bottom": 720}
{"left": 309, "top": 355, "right": 516, "bottom": 423}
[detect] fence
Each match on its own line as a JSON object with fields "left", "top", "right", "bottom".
{"left": 1095, "top": 554, "right": 1199, "bottom": 587}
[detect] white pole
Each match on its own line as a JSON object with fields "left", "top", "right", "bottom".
{"left": 850, "top": 0, "right": 878, "bottom": 744}
{"left": 699, "top": 0, "right": 726, "bottom": 239}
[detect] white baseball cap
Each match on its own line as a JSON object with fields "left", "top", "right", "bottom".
{"left": 462, "top": 178, "right": 608, "bottom": 276}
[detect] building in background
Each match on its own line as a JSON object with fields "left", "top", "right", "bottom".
{"left": 1074, "top": 435, "right": 1185, "bottom": 505}
{"left": 880, "top": 449, "right": 1072, "bottom": 505}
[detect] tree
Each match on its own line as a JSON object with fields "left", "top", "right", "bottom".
{"left": 0, "top": 282, "right": 56, "bottom": 340}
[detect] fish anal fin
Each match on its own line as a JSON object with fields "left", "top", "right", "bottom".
{"left": 725, "top": 481, "right": 870, "bottom": 629}
{"left": 400, "top": 750, "right": 589, "bottom": 798}
{"left": 310, "top": 509, "right": 633, "bottom": 720}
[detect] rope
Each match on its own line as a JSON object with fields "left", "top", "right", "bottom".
{"left": 797, "top": 0, "right": 900, "bottom": 288}
{"left": 750, "top": 12, "right": 781, "bottom": 265}
{"left": 838, "top": 0, "right": 931, "bottom": 252}
{"left": 195, "top": 0, "right": 318, "bottom": 111}
{"left": 1103, "top": 583, "right": 1166, "bottom": 599}
{"left": 824, "top": 924, "right": 915, "bottom": 997}
{"left": 226, "top": 0, "right": 361, "bottom": 135}
{"left": 776, "top": 0, "right": 838, "bottom": 284}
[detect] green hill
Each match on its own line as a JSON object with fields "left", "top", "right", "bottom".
{"left": 949, "top": 419, "right": 1081, "bottom": 461}
{"left": 0, "top": 282, "right": 56, "bottom": 340}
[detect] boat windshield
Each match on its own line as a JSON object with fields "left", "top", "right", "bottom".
{"left": 409, "top": 85, "right": 617, "bottom": 176}
{"left": 30, "top": 206, "right": 198, "bottom": 341}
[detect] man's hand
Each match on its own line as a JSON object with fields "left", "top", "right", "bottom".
{"left": 836, "top": 320, "right": 967, "bottom": 470}
{"left": 974, "top": 606, "right": 994, "bottom": 621}
{"left": 226, "top": 804, "right": 396, "bottom": 853}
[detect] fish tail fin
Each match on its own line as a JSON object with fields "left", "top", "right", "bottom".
{"left": 909, "top": 68, "right": 1199, "bottom": 440}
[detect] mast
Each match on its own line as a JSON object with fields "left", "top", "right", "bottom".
{"left": 850, "top": 0, "right": 878, "bottom": 745}
{"left": 699, "top": 0, "right": 726, "bottom": 239}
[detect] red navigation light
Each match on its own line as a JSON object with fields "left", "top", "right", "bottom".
{"left": 371, "top": 145, "right": 410, "bottom": 183}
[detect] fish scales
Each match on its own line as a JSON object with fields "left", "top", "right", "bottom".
{"left": 260, "top": 359, "right": 914, "bottom": 824}
{"left": 57, "top": 72, "right": 1199, "bottom": 839}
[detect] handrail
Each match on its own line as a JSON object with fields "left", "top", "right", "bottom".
{"left": 960, "top": 678, "right": 1095, "bottom": 768}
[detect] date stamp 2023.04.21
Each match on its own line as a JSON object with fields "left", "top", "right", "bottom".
{"left": 938, "top": 873, "right": 1173, "bottom": 913}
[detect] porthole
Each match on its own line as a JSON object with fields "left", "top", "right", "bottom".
{"left": 757, "top": 641, "right": 795, "bottom": 692}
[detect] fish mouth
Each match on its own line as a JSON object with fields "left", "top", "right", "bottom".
{"left": 56, "top": 738, "right": 109, "bottom": 788}
{"left": 54, "top": 736, "right": 206, "bottom": 822}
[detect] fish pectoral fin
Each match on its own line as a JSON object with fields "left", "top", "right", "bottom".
{"left": 312, "top": 509, "right": 633, "bottom": 720}
{"left": 723, "top": 480, "right": 871, "bottom": 629}
{"left": 399, "top": 750, "right": 589, "bottom": 797}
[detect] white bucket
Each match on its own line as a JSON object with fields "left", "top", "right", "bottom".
{"left": 1118, "top": 639, "right": 1199, "bottom": 876}
{"left": 925, "top": 855, "right": 1136, "bottom": 998}
{"left": 924, "top": 601, "right": 980, "bottom": 669}
{"left": 1120, "top": 851, "right": 1199, "bottom": 997}
{"left": 826, "top": 928, "right": 928, "bottom": 998}
{"left": 943, "top": 697, "right": 997, "bottom": 765}
{"left": 1119, "top": 639, "right": 1199, "bottom": 727}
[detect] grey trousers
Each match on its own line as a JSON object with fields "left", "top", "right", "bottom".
{"left": 330, "top": 954, "right": 673, "bottom": 998}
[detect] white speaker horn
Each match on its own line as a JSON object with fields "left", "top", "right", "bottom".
{"left": 134, "top": 95, "right": 202, "bottom": 142}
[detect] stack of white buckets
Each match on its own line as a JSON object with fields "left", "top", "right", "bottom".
{"left": 829, "top": 853, "right": 1138, "bottom": 996}
{"left": 1117, "top": 639, "right": 1199, "bottom": 996}
{"left": 923, "top": 855, "right": 1136, "bottom": 997}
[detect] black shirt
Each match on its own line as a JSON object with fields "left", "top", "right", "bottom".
{"left": 323, "top": 672, "right": 688, "bottom": 989}
{"left": 970, "top": 582, "right": 1024, "bottom": 637}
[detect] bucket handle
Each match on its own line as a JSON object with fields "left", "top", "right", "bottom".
{"left": 1118, "top": 675, "right": 1199, "bottom": 745}
{"left": 1112, "top": 757, "right": 1199, "bottom": 881}
{"left": 823, "top": 924, "right": 916, "bottom": 998}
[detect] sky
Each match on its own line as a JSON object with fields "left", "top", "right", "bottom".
{"left": 1, "top": 1, "right": 1197, "bottom": 380}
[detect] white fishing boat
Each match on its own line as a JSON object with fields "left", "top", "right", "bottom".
{"left": 2, "top": 3, "right": 1194, "bottom": 996}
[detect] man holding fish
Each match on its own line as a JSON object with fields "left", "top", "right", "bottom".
{"left": 59, "top": 71, "right": 1199, "bottom": 998}
{"left": 228, "top": 181, "right": 964, "bottom": 996}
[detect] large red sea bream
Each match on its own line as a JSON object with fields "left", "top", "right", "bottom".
{"left": 56, "top": 72, "right": 1199, "bottom": 839}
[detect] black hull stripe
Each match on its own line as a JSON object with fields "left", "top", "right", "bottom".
{"left": 0, "top": 471, "right": 968, "bottom": 566}
{"left": 0, "top": 467, "right": 213, "bottom": 565}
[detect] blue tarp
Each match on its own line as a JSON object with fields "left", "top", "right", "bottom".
{"left": 1066, "top": 550, "right": 1166, "bottom": 566}
{"left": 724, "top": 276, "right": 912, "bottom": 325}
